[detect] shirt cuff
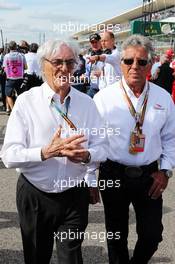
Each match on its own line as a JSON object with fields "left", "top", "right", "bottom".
{"left": 160, "top": 159, "right": 172, "bottom": 170}
{"left": 27, "top": 147, "right": 42, "bottom": 162}
{"left": 88, "top": 148, "right": 106, "bottom": 163}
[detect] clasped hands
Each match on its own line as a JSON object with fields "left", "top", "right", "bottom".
{"left": 41, "top": 126, "right": 89, "bottom": 163}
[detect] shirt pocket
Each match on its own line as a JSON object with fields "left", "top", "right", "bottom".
{"left": 146, "top": 107, "right": 167, "bottom": 134}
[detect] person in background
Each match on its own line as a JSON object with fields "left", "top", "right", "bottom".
{"left": 86, "top": 33, "right": 103, "bottom": 98}
{"left": 150, "top": 54, "right": 160, "bottom": 78}
{"left": 18, "top": 40, "right": 29, "bottom": 54}
{"left": 167, "top": 49, "right": 175, "bottom": 103}
{"left": 88, "top": 33, "right": 102, "bottom": 56}
{"left": 0, "top": 47, "right": 6, "bottom": 111}
{"left": 71, "top": 53, "right": 86, "bottom": 93}
{"left": 24, "top": 42, "right": 43, "bottom": 91}
{"left": 88, "top": 31, "right": 122, "bottom": 90}
{"left": 151, "top": 54, "right": 174, "bottom": 94}
{"left": 165, "top": 48, "right": 174, "bottom": 63}
{"left": 2, "top": 41, "right": 27, "bottom": 113}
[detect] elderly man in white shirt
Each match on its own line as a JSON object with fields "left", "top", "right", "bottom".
{"left": 94, "top": 35, "right": 175, "bottom": 264}
{"left": 1, "top": 39, "right": 107, "bottom": 264}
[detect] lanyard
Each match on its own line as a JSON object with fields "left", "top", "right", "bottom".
{"left": 120, "top": 80, "right": 149, "bottom": 132}
{"left": 51, "top": 96, "right": 77, "bottom": 130}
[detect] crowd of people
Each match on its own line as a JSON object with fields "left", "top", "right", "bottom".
{"left": 0, "top": 33, "right": 175, "bottom": 264}
{"left": 71, "top": 32, "right": 175, "bottom": 101}
{"left": 0, "top": 34, "right": 175, "bottom": 113}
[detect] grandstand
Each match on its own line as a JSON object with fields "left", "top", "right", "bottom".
{"left": 73, "top": 0, "right": 175, "bottom": 52}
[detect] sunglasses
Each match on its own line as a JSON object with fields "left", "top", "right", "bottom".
{"left": 90, "top": 40, "right": 98, "bottom": 44}
{"left": 122, "top": 58, "right": 149, "bottom": 66}
{"left": 44, "top": 58, "right": 77, "bottom": 68}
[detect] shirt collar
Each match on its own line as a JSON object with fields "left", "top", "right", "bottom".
{"left": 42, "top": 82, "right": 74, "bottom": 106}
{"left": 122, "top": 76, "right": 148, "bottom": 99}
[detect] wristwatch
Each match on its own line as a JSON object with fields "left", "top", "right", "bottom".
{"left": 81, "top": 152, "right": 91, "bottom": 165}
{"left": 160, "top": 169, "right": 173, "bottom": 178}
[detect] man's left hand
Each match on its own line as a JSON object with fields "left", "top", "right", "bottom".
{"left": 148, "top": 171, "right": 169, "bottom": 199}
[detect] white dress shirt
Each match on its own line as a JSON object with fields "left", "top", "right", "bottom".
{"left": 94, "top": 77, "right": 175, "bottom": 170}
{"left": 99, "top": 48, "right": 122, "bottom": 90}
{"left": 1, "top": 82, "right": 107, "bottom": 192}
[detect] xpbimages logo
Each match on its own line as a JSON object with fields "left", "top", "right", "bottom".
{"left": 54, "top": 230, "right": 121, "bottom": 243}
{"left": 53, "top": 73, "right": 121, "bottom": 87}
{"left": 53, "top": 179, "right": 121, "bottom": 191}
{"left": 53, "top": 21, "right": 121, "bottom": 34}
{"left": 53, "top": 125, "right": 121, "bottom": 139}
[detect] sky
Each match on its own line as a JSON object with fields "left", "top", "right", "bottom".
{"left": 0, "top": 0, "right": 142, "bottom": 46}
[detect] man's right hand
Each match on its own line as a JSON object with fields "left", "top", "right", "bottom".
{"left": 41, "top": 126, "right": 87, "bottom": 161}
{"left": 89, "top": 187, "right": 100, "bottom": 204}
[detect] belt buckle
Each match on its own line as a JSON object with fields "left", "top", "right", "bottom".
{"left": 125, "top": 166, "right": 143, "bottom": 178}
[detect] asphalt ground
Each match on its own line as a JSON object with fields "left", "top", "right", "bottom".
{"left": 0, "top": 109, "right": 175, "bottom": 264}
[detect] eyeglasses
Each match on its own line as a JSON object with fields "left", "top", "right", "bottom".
{"left": 121, "top": 58, "right": 149, "bottom": 66}
{"left": 44, "top": 58, "right": 77, "bottom": 69}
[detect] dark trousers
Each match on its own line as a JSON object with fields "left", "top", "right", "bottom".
{"left": 5, "top": 79, "right": 23, "bottom": 97}
{"left": 16, "top": 174, "right": 89, "bottom": 264}
{"left": 99, "top": 160, "right": 163, "bottom": 264}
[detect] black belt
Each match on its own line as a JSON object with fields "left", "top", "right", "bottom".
{"left": 103, "top": 159, "right": 158, "bottom": 178}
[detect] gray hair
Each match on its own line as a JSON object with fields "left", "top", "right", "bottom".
{"left": 121, "top": 34, "right": 155, "bottom": 63}
{"left": 37, "top": 38, "right": 80, "bottom": 79}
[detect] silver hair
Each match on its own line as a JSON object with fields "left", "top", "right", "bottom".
{"left": 121, "top": 34, "right": 155, "bottom": 63}
{"left": 37, "top": 38, "right": 80, "bottom": 79}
